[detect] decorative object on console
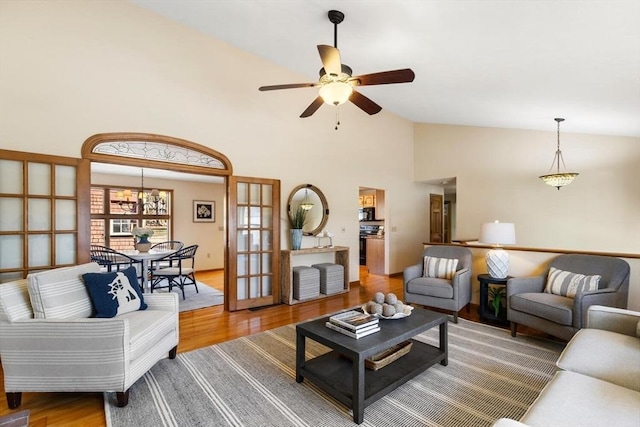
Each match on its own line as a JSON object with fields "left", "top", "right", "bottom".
{"left": 288, "top": 206, "right": 308, "bottom": 250}
{"left": 479, "top": 221, "right": 516, "bottom": 279}
{"left": 258, "top": 10, "right": 415, "bottom": 130}
{"left": 132, "top": 226, "right": 154, "bottom": 252}
{"left": 316, "top": 230, "right": 334, "bottom": 248}
{"left": 539, "top": 117, "right": 579, "bottom": 190}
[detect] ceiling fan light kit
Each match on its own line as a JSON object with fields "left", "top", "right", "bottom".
{"left": 319, "top": 81, "right": 352, "bottom": 106}
{"left": 258, "top": 10, "right": 415, "bottom": 128}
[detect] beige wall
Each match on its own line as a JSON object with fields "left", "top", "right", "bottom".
{"left": 92, "top": 173, "right": 225, "bottom": 271}
{"left": 415, "top": 124, "right": 640, "bottom": 309}
{"left": 0, "top": 0, "right": 427, "bottom": 281}
{"left": 1, "top": 1, "right": 638, "bottom": 302}
{"left": 414, "top": 123, "right": 640, "bottom": 253}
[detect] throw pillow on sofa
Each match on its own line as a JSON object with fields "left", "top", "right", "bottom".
{"left": 423, "top": 256, "right": 459, "bottom": 280}
{"left": 82, "top": 267, "right": 147, "bottom": 318}
{"left": 544, "top": 267, "right": 601, "bottom": 298}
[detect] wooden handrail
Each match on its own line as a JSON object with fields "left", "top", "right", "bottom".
{"left": 426, "top": 241, "right": 640, "bottom": 259}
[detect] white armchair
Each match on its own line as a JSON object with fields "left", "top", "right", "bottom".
{"left": 0, "top": 263, "right": 179, "bottom": 409}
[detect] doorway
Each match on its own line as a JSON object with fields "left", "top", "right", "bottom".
{"left": 82, "top": 133, "right": 281, "bottom": 312}
{"left": 429, "top": 193, "right": 443, "bottom": 243}
{"left": 358, "top": 187, "right": 386, "bottom": 275}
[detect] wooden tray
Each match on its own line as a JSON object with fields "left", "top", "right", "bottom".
{"left": 365, "top": 341, "right": 413, "bottom": 371}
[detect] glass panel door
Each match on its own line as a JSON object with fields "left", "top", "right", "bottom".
{"left": 228, "top": 176, "right": 280, "bottom": 311}
{"left": 0, "top": 150, "right": 89, "bottom": 282}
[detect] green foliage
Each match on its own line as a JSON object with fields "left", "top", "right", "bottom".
{"left": 288, "top": 206, "right": 308, "bottom": 229}
{"left": 488, "top": 286, "right": 506, "bottom": 317}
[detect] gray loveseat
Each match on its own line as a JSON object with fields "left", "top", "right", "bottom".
{"left": 493, "top": 305, "right": 640, "bottom": 427}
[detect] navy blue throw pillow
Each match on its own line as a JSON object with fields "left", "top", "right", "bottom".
{"left": 82, "top": 267, "right": 147, "bottom": 318}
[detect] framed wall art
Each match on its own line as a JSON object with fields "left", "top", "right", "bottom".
{"left": 193, "top": 200, "right": 215, "bottom": 222}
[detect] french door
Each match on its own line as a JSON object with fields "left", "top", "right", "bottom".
{"left": 227, "top": 176, "right": 280, "bottom": 311}
{"left": 0, "top": 149, "right": 90, "bottom": 282}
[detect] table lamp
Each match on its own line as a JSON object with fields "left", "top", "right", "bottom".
{"left": 479, "top": 221, "right": 516, "bottom": 279}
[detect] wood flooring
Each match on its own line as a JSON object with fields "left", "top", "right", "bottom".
{"left": 0, "top": 267, "right": 553, "bottom": 426}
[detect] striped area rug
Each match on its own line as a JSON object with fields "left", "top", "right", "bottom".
{"left": 105, "top": 318, "right": 565, "bottom": 427}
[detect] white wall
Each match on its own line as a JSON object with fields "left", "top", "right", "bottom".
{"left": 92, "top": 173, "right": 225, "bottom": 271}
{"left": 0, "top": 1, "right": 427, "bottom": 282}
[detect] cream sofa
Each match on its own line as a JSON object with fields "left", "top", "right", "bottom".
{"left": 493, "top": 305, "right": 640, "bottom": 427}
{"left": 0, "top": 262, "right": 179, "bottom": 409}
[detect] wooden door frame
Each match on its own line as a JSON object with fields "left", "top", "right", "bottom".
{"left": 227, "top": 176, "right": 281, "bottom": 311}
{"left": 82, "top": 133, "right": 236, "bottom": 306}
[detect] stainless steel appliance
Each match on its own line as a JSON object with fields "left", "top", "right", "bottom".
{"left": 359, "top": 224, "right": 381, "bottom": 265}
{"left": 359, "top": 207, "right": 375, "bottom": 221}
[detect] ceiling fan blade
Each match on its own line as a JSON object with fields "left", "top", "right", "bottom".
{"left": 259, "top": 83, "right": 317, "bottom": 91}
{"left": 317, "top": 45, "right": 342, "bottom": 76}
{"left": 350, "top": 68, "right": 415, "bottom": 86}
{"left": 300, "top": 96, "right": 324, "bottom": 118}
{"left": 349, "top": 91, "right": 382, "bottom": 115}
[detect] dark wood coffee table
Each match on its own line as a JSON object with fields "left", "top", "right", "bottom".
{"left": 296, "top": 307, "right": 448, "bottom": 424}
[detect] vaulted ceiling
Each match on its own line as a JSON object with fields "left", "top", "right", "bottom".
{"left": 130, "top": 0, "right": 640, "bottom": 137}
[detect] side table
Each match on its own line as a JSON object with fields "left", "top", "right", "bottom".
{"left": 477, "top": 274, "right": 512, "bottom": 324}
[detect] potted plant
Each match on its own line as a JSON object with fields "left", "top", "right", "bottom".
{"left": 488, "top": 285, "right": 506, "bottom": 318}
{"left": 132, "top": 226, "right": 154, "bottom": 252}
{"left": 288, "top": 206, "right": 308, "bottom": 250}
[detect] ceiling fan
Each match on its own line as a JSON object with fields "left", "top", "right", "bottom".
{"left": 258, "top": 10, "right": 415, "bottom": 126}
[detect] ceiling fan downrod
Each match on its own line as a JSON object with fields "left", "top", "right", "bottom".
{"left": 328, "top": 10, "right": 344, "bottom": 48}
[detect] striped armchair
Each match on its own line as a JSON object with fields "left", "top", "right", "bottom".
{"left": 0, "top": 262, "right": 179, "bottom": 409}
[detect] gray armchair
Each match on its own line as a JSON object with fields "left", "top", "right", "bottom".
{"left": 508, "top": 254, "right": 630, "bottom": 341}
{"left": 403, "top": 245, "right": 472, "bottom": 322}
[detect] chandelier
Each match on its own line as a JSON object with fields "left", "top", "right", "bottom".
{"left": 115, "top": 169, "right": 168, "bottom": 215}
{"left": 539, "top": 118, "right": 579, "bottom": 190}
{"left": 115, "top": 188, "right": 137, "bottom": 213}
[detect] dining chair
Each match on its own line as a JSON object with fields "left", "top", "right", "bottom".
{"left": 89, "top": 245, "right": 144, "bottom": 283}
{"left": 150, "top": 245, "right": 199, "bottom": 299}
{"left": 150, "top": 240, "right": 184, "bottom": 252}
{"left": 148, "top": 241, "right": 184, "bottom": 271}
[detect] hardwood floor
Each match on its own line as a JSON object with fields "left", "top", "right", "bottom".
{"left": 0, "top": 267, "right": 552, "bottom": 426}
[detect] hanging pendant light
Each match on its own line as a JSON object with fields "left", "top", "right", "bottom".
{"left": 299, "top": 188, "right": 314, "bottom": 211}
{"left": 539, "top": 118, "right": 579, "bottom": 190}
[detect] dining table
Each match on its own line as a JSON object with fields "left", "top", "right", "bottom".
{"left": 121, "top": 248, "right": 176, "bottom": 291}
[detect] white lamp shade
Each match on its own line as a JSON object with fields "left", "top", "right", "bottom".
{"left": 479, "top": 221, "right": 516, "bottom": 246}
{"left": 319, "top": 82, "right": 353, "bottom": 106}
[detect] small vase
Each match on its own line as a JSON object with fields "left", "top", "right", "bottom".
{"left": 291, "top": 229, "right": 303, "bottom": 250}
{"left": 136, "top": 237, "right": 151, "bottom": 253}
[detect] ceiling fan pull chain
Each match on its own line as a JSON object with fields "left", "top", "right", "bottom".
{"left": 335, "top": 107, "right": 340, "bottom": 130}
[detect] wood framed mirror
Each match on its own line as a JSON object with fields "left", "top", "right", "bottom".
{"left": 287, "top": 184, "right": 328, "bottom": 236}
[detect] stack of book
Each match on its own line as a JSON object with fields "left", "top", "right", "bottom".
{"left": 326, "top": 310, "right": 380, "bottom": 339}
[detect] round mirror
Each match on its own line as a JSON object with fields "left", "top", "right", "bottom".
{"left": 288, "top": 184, "right": 329, "bottom": 236}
